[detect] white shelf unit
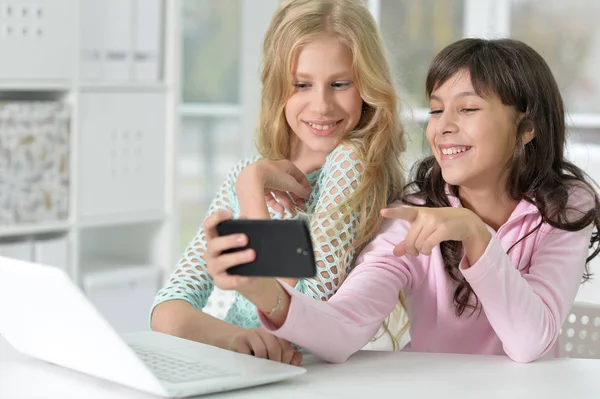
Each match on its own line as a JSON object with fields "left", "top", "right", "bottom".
{"left": 0, "top": 0, "right": 180, "bottom": 332}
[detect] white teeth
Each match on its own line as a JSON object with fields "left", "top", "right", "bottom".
{"left": 308, "top": 122, "right": 336, "bottom": 130}
{"left": 441, "top": 146, "right": 469, "bottom": 155}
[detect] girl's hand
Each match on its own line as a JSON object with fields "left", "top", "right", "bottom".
{"left": 236, "top": 160, "right": 311, "bottom": 215}
{"left": 228, "top": 328, "right": 302, "bottom": 365}
{"left": 204, "top": 210, "right": 263, "bottom": 294}
{"left": 204, "top": 210, "right": 291, "bottom": 323}
{"left": 381, "top": 206, "right": 491, "bottom": 264}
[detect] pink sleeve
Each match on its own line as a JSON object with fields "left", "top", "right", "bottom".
{"left": 460, "top": 224, "right": 593, "bottom": 363}
{"left": 258, "top": 219, "right": 415, "bottom": 363}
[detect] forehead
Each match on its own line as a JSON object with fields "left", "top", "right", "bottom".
{"left": 291, "top": 34, "right": 354, "bottom": 75}
{"left": 430, "top": 69, "right": 507, "bottom": 104}
{"left": 431, "top": 71, "right": 475, "bottom": 95}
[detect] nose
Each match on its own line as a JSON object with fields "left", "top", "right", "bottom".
{"left": 310, "top": 87, "right": 334, "bottom": 115}
{"left": 437, "top": 109, "right": 458, "bottom": 135}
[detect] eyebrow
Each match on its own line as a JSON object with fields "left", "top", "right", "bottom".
{"left": 293, "top": 72, "right": 353, "bottom": 80}
{"left": 430, "top": 91, "right": 480, "bottom": 101}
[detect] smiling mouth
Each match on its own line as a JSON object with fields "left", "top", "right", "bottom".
{"left": 306, "top": 121, "right": 340, "bottom": 130}
{"left": 438, "top": 145, "right": 473, "bottom": 160}
{"left": 304, "top": 120, "right": 341, "bottom": 136}
{"left": 441, "top": 146, "right": 472, "bottom": 155}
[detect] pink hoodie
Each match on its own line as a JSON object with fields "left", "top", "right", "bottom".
{"left": 259, "top": 191, "right": 594, "bottom": 364}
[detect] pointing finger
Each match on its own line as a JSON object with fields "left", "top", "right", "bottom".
{"left": 381, "top": 206, "right": 419, "bottom": 223}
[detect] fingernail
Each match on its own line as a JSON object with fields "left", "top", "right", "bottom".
{"left": 236, "top": 235, "right": 246, "bottom": 244}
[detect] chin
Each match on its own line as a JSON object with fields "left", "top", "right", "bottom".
{"left": 440, "top": 170, "right": 466, "bottom": 187}
{"left": 304, "top": 136, "right": 341, "bottom": 153}
{"left": 310, "top": 143, "right": 338, "bottom": 157}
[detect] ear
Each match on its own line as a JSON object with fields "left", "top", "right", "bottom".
{"left": 517, "top": 114, "right": 535, "bottom": 145}
{"left": 521, "top": 120, "right": 535, "bottom": 145}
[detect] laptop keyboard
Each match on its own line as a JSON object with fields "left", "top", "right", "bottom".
{"left": 130, "top": 344, "right": 238, "bottom": 383}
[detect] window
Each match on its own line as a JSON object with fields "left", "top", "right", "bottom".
{"left": 179, "top": 0, "right": 242, "bottom": 249}
{"left": 380, "top": 0, "right": 464, "bottom": 109}
{"left": 510, "top": 0, "right": 600, "bottom": 115}
{"left": 181, "top": 0, "right": 240, "bottom": 104}
{"left": 378, "top": 0, "right": 464, "bottom": 168}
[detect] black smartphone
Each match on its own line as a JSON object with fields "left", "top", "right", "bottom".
{"left": 216, "top": 219, "right": 316, "bottom": 278}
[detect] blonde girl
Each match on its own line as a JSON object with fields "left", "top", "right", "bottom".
{"left": 151, "top": 0, "right": 406, "bottom": 365}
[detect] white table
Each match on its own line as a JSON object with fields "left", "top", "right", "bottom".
{"left": 2, "top": 335, "right": 600, "bottom": 399}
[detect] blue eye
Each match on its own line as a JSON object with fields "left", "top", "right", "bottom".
{"left": 293, "top": 82, "right": 309, "bottom": 89}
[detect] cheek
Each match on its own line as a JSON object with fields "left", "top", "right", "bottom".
{"left": 479, "top": 125, "right": 515, "bottom": 160}
{"left": 425, "top": 125, "right": 436, "bottom": 148}
{"left": 285, "top": 95, "right": 302, "bottom": 124}
{"left": 340, "top": 90, "right": 363, "bottom": 122}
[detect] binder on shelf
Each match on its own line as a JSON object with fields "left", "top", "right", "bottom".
{"left": 80, "top": 0, "right": 106, "bottom": 81}
{"left": 132, "top": 0, "right": 162, "bottom": 82}
{"left": 103, "top": 0, "right": 133, "bottom": 81}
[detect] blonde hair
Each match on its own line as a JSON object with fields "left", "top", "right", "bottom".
{"left": 257, "top": 0, "right": 409, "bottom": 348}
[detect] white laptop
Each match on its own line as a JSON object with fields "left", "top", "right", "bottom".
{"left": 0, "top": 256, "right": 306, "bottom": 397}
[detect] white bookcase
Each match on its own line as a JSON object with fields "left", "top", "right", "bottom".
{"left": 0, "top": 0, "right": 180, "bottom": 331}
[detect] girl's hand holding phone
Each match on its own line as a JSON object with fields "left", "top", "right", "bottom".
{"left": 204, "top": 210, "right": 263, "bottom": 294}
